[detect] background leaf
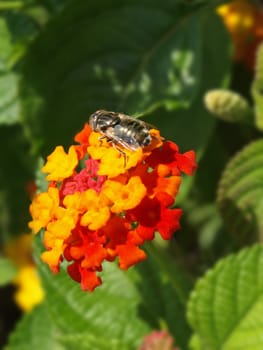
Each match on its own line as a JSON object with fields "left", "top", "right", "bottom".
{"left": 0, "top": 8, "right": 44, "bottom": 241}
{"left": 0, "top": 256, "right": 17, "bottom": 286}
{"left": 0, "top": 16, "right": 13, "bottom": 70}
{"left": 0, "top": 16, "right": 21, "bottom": 125}
{"left": 150, "top": 3, "right": 232, "bottom": 156}
{"left": 20, "top": 0, "right": 230, "bottom": 155}
{"left": 5, "top": 303, "right": 63, "bottom": 350}
{"left": 0, "top": 125, "right": 34, "bottom": 242}
{"left": 0, "top": 72, "right": 20, "bottom": 125}
{"left": 252, "top": 43, "right": 263, "bottom": 131}
{"left": 217, "top": 139, "right": 263, "bottom": 245}
{"left": 187, "top": 244, "right": 263, "bottom": 350}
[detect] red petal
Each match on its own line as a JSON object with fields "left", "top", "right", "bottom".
{"left": 67, "top": 262, "right": 81, "bottom": 283}
{"left": 80, "top": 243, "right": 107, "bottom": 269}
{"left": 80, "top": 268, "right": 102, "bottom": 292}
{"left": 175, "top": 150, "right": 197, "bottom": 175}
{"left": 117, "top": 243, "right": 146, "bottom": 270}
{"left": 74, "top": 123, "right": 92, "bottom": 144}
{"left": 136, "top": 225, "right": 155, "bottom": 241}
{"left": 158, "top": 208, "right": 182, "bottom": 240}
{"left": 155, "top": 192, "right": 174, "bottom": 207}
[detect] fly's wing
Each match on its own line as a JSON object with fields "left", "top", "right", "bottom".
{"left": 119, "top": 114, "right": 157, "bottom": 131}
{"left": 101, "top": 126, "right": 140, "bottom": 151}
{"left": 113, "top": 134, "right": 140, "bottom": 150}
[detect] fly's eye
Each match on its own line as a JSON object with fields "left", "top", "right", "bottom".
{"left": 88, "top": 115, "right": 94, "bottom": 128}
{"left": 89, "top": 114, "right": 98, "bottom": 130}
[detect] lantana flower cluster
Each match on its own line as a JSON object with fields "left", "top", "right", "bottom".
{"left": 217, "top": 0, "right": 263, "bottom": 69}
{"left": 29, "top": 122, "right": 196, "bottom": 291}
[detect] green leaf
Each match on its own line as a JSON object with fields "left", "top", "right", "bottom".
{"left": 217, "top": 139, "right": 263, "bottom": 244}
{"left": 0, "top": 16, "right": 13, "bottom": 70}
{"left": 189, "top": 334, "right": 203, "bottom": 350}
{"left": 187, "top": 244, "right": 263, "bottom": 350}
{"left": 251, "top": 43, "right": 263, "bottom": 131}
{"left": 21, "top": 1, "right": 230, "bottom": 154}
{"left": 37, "top": 0, "right": 70, "bottom": 14}
{"left": 0, "top": 256, "right": 17, "bottom": 285}
{"left": 0, "top": 9, "right": 41, "bottom": 69}
{"left": 186, "top": 202, "right": 224, "bottom": 249}
{"left": 0, "top": 72, "right": 20, "bottom": 125}
{"left": 132, "top": 12, "right": 230, "bottom": 203}
{"left": 0, "top": 125, "right": 34, "bottom": 240}
{"left": 57, "top": 333, "right": 127, "bottom": 350}
{"left": 35, "top": 157, "right": 48, "bottom": 192}
{"left": 0, "top": 2, "right": 24, "bottom": 10}
{"left": 5, "top": 303, "right": 64, "bottom": 350}
{"left": 32, "top": 234, "right": 191, "bottom": 350}
{"left": 0, "top": 10, "right": 40, "bottom": 126}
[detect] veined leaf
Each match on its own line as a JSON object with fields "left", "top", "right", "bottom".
{"left": 187, "top": 244, "right": 263, "bottom": 350}
{"left": 57, "top": 333, "right": 131, "bottom": 350}
{"left": 217, "top": 139, "right": 263, "bottom": 244}
{"left": 252, "top": 43, "right": 263, "bottom": 131}
{"left": 5, "top": 303, "right": 63, "bottom": 350}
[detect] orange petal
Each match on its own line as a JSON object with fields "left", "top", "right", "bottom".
{"left": 46, "top": 214, "right": 76, "bottom": 240}
{"left": 81, "top": 206, "right": 111, "bottom": 230}
{"left": 102, "top": 176, "right": 146, "bottom": 213}
{"left": 29, "top": 187, "right": 60, "bottom": 234}
{"left": 64, "top": 189, "right": 111, "bottom": 230}
{"left": 80, "top": 268, "right": 102, "bottom": 292}
{"left": 42, "top": 145, "right": 78, "bottom": 182}
{"left": 153, "top": 176, "right": 182, "bottom": 198}
{"left": 74, "top": 123, "right": 92, "bottom": 144}
{"left": 41, "top": 238, "right": 64, "bottom": 272}
{"left": 142, "top": 129, "right": 163, "bottom": 156}
{"left": 117, "top": 243, "right": 146, "bottom": 270}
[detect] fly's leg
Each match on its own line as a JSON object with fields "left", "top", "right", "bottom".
{"left": 111, "top": 142, "right": 127, "bottom": 167}
{"left": 98, "top": 135, "right": 108, "bottom": 146}
{"left": 98, "top": 136, "right": 127, "bottom": 167}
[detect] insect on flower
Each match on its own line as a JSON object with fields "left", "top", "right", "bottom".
{"left": 89, "top": 109, "right": 156, "bottom": 165}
